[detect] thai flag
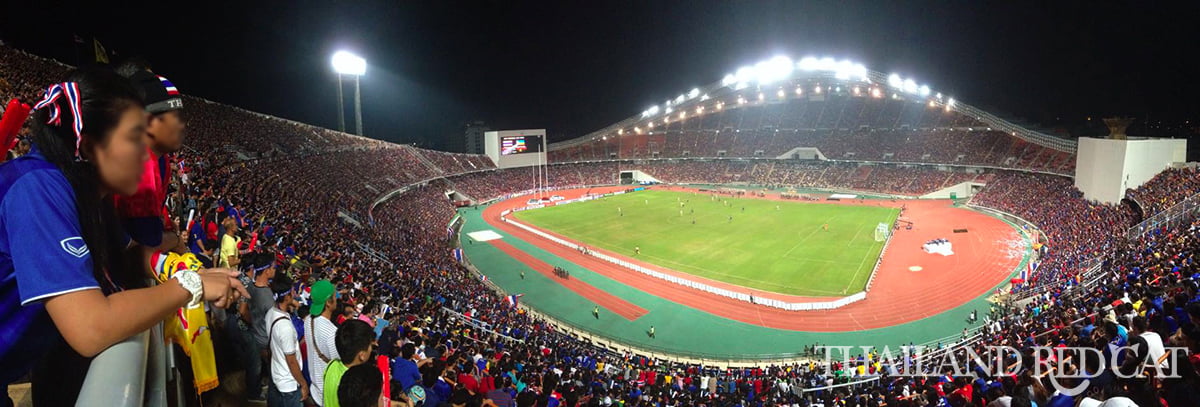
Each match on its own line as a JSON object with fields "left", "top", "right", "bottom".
{"left": 1026, "top": 261, "right": 1037, "bottom": 279}
{"left": 505, "top": 294, "right": 524, "bottom": 308}
{"left": 480, "top": 274, "right": 488, "bottom": 283}
{"left": 158, "top": 76, "right": 179, "bottom": 95}
{"left": 1020, "top": 264, "right": 1029, "bottom": 281}
{"left": 447, "top": 227, "right": 455, "bottom": 240}
{"left": 452, "top": 248, "right": 463, "bottom": 263}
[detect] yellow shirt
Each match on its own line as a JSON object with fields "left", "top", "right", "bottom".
{"left": 218, "top": 234, "right": 240, "bottom": 268}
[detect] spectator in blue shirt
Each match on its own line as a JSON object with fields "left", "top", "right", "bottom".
{"left": 0, "top": 68, "right": 246, "bottom": 405}
{"left": 391, "top": 343, "right": 424, "bottom": 393}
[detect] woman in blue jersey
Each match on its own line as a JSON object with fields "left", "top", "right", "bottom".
{"left": 0, "top": 68, "right": 247, "bottom": 405}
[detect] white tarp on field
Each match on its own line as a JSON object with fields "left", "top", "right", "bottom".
{"left": 467, "top": 230, "right": 504, "bottom": 242}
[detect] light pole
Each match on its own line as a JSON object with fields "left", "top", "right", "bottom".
{"left": 331, "top": 51, "right": 366, "bottom": 136}
{"left": 336, "top": 73, "right": 344, "bottom": 132}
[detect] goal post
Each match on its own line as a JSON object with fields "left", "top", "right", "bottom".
{"left": 874, "top": 223, "right": 889, "bottom": 242}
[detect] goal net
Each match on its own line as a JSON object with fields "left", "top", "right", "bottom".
{"left": 874, "top": 223, "right": 890, "bottom": 242}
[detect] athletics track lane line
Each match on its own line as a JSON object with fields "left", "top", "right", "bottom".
{"left": 488, "top": 240, "right": 650, "bottom": 321}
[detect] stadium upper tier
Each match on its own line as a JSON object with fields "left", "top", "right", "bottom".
{"left": 550, "top": 57, "right": 1076, "bottom": 174}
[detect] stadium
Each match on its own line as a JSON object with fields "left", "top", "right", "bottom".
{"left": 2, "top": 5, "right": 1200, "bottom": 407}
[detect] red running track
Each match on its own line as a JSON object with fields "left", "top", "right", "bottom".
{"left": 482, "top": 186, "right": 1023, "bottom": 332}
{"left": 489, "top": 240, "right": 649, "bottom": 320}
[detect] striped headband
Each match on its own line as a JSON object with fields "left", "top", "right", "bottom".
{"left": 32, "top": 82, "right": 85, "bottom": 160}
{"left": 273, "top": 287, "right": 296, "bottom": 301}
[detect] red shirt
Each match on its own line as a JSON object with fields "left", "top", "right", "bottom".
{"left": 113, "top": 148, "right": 170, "bottom": 223}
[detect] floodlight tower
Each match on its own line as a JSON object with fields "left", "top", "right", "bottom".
{"left": 332, "top": 51, "right": 367, "bottom": 136}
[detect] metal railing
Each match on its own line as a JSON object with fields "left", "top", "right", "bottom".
{"left": 77, "top": 323, "right": 173, "bottom": 407}
{"left": 1126, "top": 190, "right": 1200, "bottom": 240}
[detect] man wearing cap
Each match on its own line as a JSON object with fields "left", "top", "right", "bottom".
{"left": 115, "top": 66, "right": 188, "bottom": 254}
{"left": 305, "top": 280, "right": 341, "bottom": 406}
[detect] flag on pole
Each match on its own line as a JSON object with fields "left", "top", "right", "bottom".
{"left": 480, "top": 274, "right": 488, "bottom": 283}
{"left": 93, "top": 38, "right": 109, "bottom": 63}
{"left": 505, "top": 294, "right": 525, "bottom": 308}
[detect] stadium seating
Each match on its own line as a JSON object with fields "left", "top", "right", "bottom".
{"left": 549, "top": 96, "right": 1077, "bottom": 174}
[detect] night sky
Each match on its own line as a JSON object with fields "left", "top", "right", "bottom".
{"left": 3, "top": 1, "right": 1198, "bottom": 151}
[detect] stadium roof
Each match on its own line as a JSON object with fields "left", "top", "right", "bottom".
{"left": 553, "top": 56, "right": 1076, "bottom": 153}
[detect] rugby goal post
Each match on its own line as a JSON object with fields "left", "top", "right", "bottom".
{"left": 874, "top": 223, "right": 890, "bottom": 242}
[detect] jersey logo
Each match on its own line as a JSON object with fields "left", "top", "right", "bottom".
{"left": 60, "top": 237, "right": 89, "bottom": 258}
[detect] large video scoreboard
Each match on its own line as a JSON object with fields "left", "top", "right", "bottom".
{"left": 485, "top": 129, "right": 547, "bottom": 168}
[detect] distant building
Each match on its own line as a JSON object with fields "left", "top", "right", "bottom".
{"left": 464, "top": 121, "right": 490, "bottom": 154}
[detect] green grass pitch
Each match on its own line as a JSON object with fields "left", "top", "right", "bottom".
{"left": 512, "top": 189, "right": 900, "bottom": 297}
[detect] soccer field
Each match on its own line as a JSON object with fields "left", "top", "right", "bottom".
{"left": 512, "top": 189, "right": 900, "bottom": 296}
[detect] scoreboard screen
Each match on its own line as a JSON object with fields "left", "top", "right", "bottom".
{"left": 500, "top": 135, "right": 544, "bottom": 155}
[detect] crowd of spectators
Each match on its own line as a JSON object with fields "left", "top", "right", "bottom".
{"left": 4, "top": 44, "right": 1200, "bottom": 407}
{"left": 550, "top": 97, "right": 1075, "bottom": 175}
{"left": 1126, "top": 167, "right": 1200, "bottom": 218}
{"left": 971, "top": 173, "right": 1137, "bottom": 294}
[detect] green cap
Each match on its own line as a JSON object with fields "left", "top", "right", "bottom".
{"left": 309, "top": 280, "right": 335, "bottom": 316}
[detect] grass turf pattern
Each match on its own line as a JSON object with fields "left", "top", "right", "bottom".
{"left": 512, "top": 189, "right": 899, "bottom": 296}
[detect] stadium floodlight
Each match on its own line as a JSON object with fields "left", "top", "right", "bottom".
{"left": 331, "top": 51, "right": 366, "bottom": 75}
{"left": 834, "top": 60, "right": 856, "bottom": 79}
{"left": 665, "top": 107, "right": 673, "bottom": 115}
{"left": 757, "top": 92, "right": 765, "bottom": 101}
{"left": 676, "top": 94, "right": 686, "bottom": 104}
{"left": 721, "top": 74, "right": 737, "bottom": 86}
{"left": 688, "top": 88, "right": 701, "bottom": 99}
{"left": 817, "top": 57, "right": 837, "bottom": 71}
{"left": 735, "top": 66, "right": 755, "bottom": 84}
{"left": 777, "top": 89, "right": 785, "bottom": 98}
{"left": 331, "top": 51, "right": 367, "bottom": 136}
{"left": 700, "top": 94, "right": 710, "bottom": 101}
{"left": 903, "top": 79, "right": 918, "bottom": 94}
{"left": 947, "top": 98, "right": 956, "bottom": 106}
{"left": 936, "top": 92, "right": 943, "bottom": 99}
{"left": 887, "top": 74, "right": 903, "bottom": 89}
{"left": 755, "top": 56, "right": 793, "bottom": 84}
{"left": 814, "top": 86, "right": 821, "bottom": 94}
{"left": 853, "top": 63, "right": 868, "bottom": 80}
{"left": 647, "top": 105, "right": 660, "bottom": 115}
{"left": 918, "top": 85, "right": 931, "bottom": 97}
{"left": 795, "top": 87, "right": 803, "bottom": 95}
{"left": 797, "top": 56, "right": 819, "bottom": 71}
